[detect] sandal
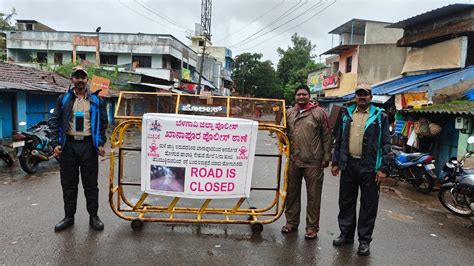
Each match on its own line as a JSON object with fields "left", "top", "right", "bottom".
{"left": 281, "top": 224, "right": 297, "bottom": 234}
{"left": 304, "top": 229, "right": 317, "bottom": 239}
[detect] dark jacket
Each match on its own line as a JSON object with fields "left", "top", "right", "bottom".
{"left": 332, "top": 104, "right": 391, "bottom": 173}
{"left": 50, "top": 87, "right": 108, "bottom": 150}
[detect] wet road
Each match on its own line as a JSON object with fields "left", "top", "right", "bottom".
{"left": 1, "top": 133, "right": 473, "bottom": 265}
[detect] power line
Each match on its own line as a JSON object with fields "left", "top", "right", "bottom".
{"left": 134, "top": 0, "right": 191, "bottom": 31}
{"left": 236, "top": 0, "right": 336, "bottom": 52}
{"left": 118, "top": 0, "right": 184, "bottom": 32}
{"left": 228, "top": 0, "right": 307, "bottom": 48}
{"left": 232, "top": 0, "right": 324, "bottom": 49}
{"left": 214, "top": 0, "right": 286, "bottom": 44}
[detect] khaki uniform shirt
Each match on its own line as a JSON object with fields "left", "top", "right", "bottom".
{"left": 67, "top": 94, "right": 92, "bottom": 136}
{"left": 349, "top": 108, "right": 369, "bottom": 158}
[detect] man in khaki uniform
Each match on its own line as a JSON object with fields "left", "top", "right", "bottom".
{"left": 281, "top": 85, "right": 331, "bottom": 239}
{"left": 331, "top": 84, "right": 391, "bottom": 256}
{"left": 50, "top": 66, "right": 108, "bottom": 232}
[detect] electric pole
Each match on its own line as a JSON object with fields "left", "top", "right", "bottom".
{"left": 197, "top": 0, "right": 212, "bottom": 95}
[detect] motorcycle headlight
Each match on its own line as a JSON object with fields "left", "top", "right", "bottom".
{"left": 442, "top": 162, "right": 454, "bottom": 173}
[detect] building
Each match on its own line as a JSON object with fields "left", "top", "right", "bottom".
{"left": 0, "top": 63, "right": 117, "bottom": 140}
{"left": 15, "top": 20, "right": 55, "bottom": 32}
{"left": 189, "top": 24, "right": 233, "bottom": 95}
{"left": 6, "top": 21, "right": 198, "bottom": 86}
{"left": 307, "top": 66, "right": 330, "bottom": 98}
{"left": 321, "top": 19, "right": 407, "bottom": 97}
{"left": 0, "top": 62, "right": 69, "bottom": 139}
{"left": 384, "top": 3, "right": 474, "bottom": 169}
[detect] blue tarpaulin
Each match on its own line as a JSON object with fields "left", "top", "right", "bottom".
{"left": 464, "top": 88, "right": 474, "bottom": 100}
{"left": 342, "top": 66, "right": 474, "bottom": 99}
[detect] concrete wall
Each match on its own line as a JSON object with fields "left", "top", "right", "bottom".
{"left": 16, "top": 22, "right": 55, "bottom": 32}
{"left": 324, "top": 73, "right": 357, "bottom": 97}
{"left": 207, "top": 47, "right": 226, "bottom": 62}
{"left": 364, "top": 22, "right": 403, "bottom": 44}
{"left": 196, "top": 56, "right": 222, "bottom": 88}
{"left": 459, "top": 130, "right": 474, "bottom": 167}
{"left": 402, "top": 37, "right": 468, "bottom": 73}
{"left": 340, "top": 33, "right": 364, "bottom": 45}
{"left": 357, "top": 44, "right": 407, "bottom": 85}
{"left": 338, "top": 46, "right": 358, "bottom": 74}
{"left": 6, "top": 31, "right": 197, "bottom": 67}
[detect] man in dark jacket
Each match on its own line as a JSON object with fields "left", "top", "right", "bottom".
{"left": 50, "top": 66, "right": 108, "bottom": 232}
{"left": 331, "top": 84, "right": 391, "bottom": 256}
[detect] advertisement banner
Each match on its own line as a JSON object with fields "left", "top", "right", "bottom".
{"left": 323, "top": 74, "right": 339, "bottom": 89}
{"left": 308, "top": 72, "right": 324, "bottom": 93}
{"left": 182, "top": 68, "right": 191, "bottom": 81}
{"left": 141, "top": 113, "right": 259, "bottom": 199}
{"left": 90, "top": 75, "right": 110, "bottom": 97}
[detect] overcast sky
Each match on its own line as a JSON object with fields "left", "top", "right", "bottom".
{"left": 1, "top": 0, "right": 472, "bottom": 65}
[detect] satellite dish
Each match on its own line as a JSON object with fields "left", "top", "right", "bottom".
{"left": 95, "top": 26, "right": 101, "bottom": 33}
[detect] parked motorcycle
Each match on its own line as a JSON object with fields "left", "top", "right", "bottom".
{"left": 12, "top": 111, "right": 58, "bottom": 174}
{"left": 389, "top": 146, "right": 436, "bottom": 194}
{"left": 0, "top": 140, "right": 13, "bottom": 167}
{"left": 438, "top": 136, "right": 474, "bottom": 217}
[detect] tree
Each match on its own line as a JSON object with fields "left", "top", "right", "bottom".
{"left": 276, "top": 33, "right": 320, "bottom": 104}
{"left": 0, "top": 8, "right": 16, "bottom": 61}
{"left": 252, "top": 60, "right": 283, "bottom": 99}
{"left": 232, "top": 52, "right": 283, "bottom": 99}
{"left": 0, "top": 8, "right": 16, "bottom": 31}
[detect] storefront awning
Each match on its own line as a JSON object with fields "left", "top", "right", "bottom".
{"left": 342, "top": 66, "right": 474, "bottom": 99}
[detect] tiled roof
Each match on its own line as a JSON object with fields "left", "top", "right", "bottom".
{"left": 404, "top": 100, "right": 474, "bottom": 115}
{"left": 0, "top": 63, "right": 70, "bottom": 93}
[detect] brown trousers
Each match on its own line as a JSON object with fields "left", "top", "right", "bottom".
{"left": 284, "top": 164, "right": 324, "bottom": 231}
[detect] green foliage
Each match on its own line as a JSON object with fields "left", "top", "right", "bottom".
{"left": 50, "top": 62, "right": 131, "bottom": 90}
{"left": 232, "top": 52, "right": 283, "bottom": 99}
{"left": 0, "top": 50, "right": 6, "bottom": 61}
{"left": 52, "top": 62, "right": 80, "bottom": 78}
{"left": 0, "top": 8, "right": 16, "bottom": 31}
{"left": 276, "top": 33, "right": 319, "bottom": 104}
{"left": 0, "top": 8, "right": 15, "bottom": 61}
{"left": 52, "top": 62, "right": 116, "bottom": 81}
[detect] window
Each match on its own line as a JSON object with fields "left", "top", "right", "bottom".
{"left": 198, "top": 40, "right": 204, "bottom": 47}
{"left": 26, "top": 24, "right": 33, "bottom": 31}
{"left": 100, "top": 54, "right": 118, "bottom": 65}
{"left": 54, "top": 53, "right": 63, "bottom": 65}
{"left": 346, "top": 56, "right": 352, "bottom": 73}
{"left": 72, "top": 53, "right": 86, "bottom": 62}
{"left": 132, "top": 55, "right": 152, "bottom": 68}
{"left": 37, "top": 52, "right": 47, "bottom": 63}
{"left": 332, "top": 62, "right": 339, "bottom": 74}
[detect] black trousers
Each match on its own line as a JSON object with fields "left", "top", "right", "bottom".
{"left": 60, "top": 136, "right": 99, "bottom": 218}
{"left": 338, "top": 157, "right": 379, "bottom": 243}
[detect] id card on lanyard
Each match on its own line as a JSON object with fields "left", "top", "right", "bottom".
{"left": 73, "top": 111, "right": 85, "bottom": 132}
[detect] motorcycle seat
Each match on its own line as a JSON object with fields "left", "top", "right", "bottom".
{"left": 403, "top": 152, "right": 423, "bottom": 160}
{"left": 397, "top": 152, "right": 424, "bottom": 163}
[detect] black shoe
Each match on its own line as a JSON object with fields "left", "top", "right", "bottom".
{"left": 333, "top": 236, "right": 354, "bottom": 246}
{"left": 54, "top": 217, "right": 74, "bottom": 232}
{"left": 357, "top": 242, "right": 370, "bottom": 256}
{"left": 90, "top": 216, "right": 104, "bottom": 231}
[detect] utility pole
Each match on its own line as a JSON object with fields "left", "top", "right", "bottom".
{"left": 197, "top": 0, "right": 212, "bottom": 95}
{"left": 197, "top": 42, "right": 207, "bottom": 95}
